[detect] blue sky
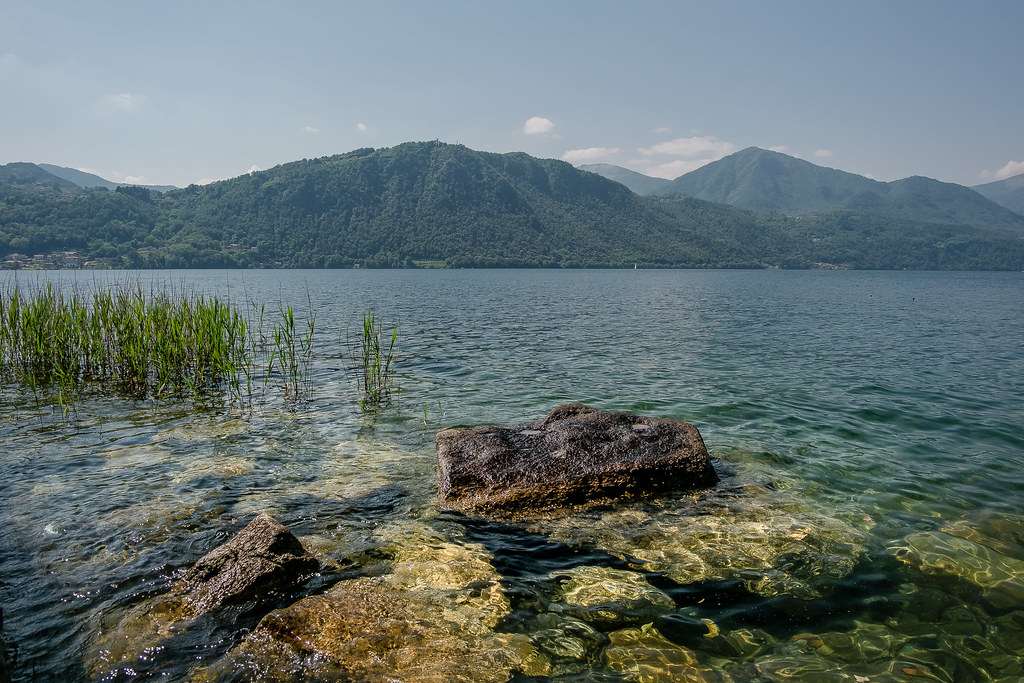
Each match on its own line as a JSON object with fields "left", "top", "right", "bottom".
{"left": 2, "top": 1, "right": 1022, "bottom": 188}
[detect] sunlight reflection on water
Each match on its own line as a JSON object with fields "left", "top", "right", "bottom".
{"left": 1, "top": 269, "right": 1022, "bottom": 680}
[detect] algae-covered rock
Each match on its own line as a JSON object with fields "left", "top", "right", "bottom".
{"left": 529, "top": 490, "right": 868, "bottom": 600}
{"left": 215, "top": 576, "right": 545, "bottom": 682}
{"left": 550, "top": 565, "right": 676, "bottom": 628}
{"left": 436, "top": 403, "right": 717, "bottom": 516}
{"left": 528, "top": 613, "right": 609, "bottom": 676}
{"left": 888, "top": 530, "right": 1024, "bottom": 610}
{"left": 604, "top": 624, "right": 727, "bottom": 682}
{"left": 205, "top": 520, "right": 547, "bottom": 681}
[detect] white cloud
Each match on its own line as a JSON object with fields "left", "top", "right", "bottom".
{"left": 561, "top": 147, "right": 621, "bottom": 163}
{"left": 104, "top": 93, "right": 146, "bottom": 110}
{"left": 356, "top": 122, "right": 368, "bottom": 133}
{"left": 815, "top": 149, "right": 834, "bottom": 158}
{"left": 107, "top": 170, "right": 151, "bottom": 185}
{"left": 638, "top": 135, "right": 736, "bottom": 159}
{"left": 992, "top": 160, "right": 1024, "bottom": 180}
{"left": 653, "top": 126, "right": 672, "bottom": 134}
{"left": 768, "top": 145, "right": 790, "bottom": 153}
{"left": 247, "top": 165, "right": 262, "bottom": 175}
{"left": 303, "top": 125, "right": 319, "bottom": 134}
{"left": 523, "top": 116, "right": 554, "bottom": 134}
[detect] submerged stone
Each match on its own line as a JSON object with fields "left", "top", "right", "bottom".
{"left": 604, "top": 624, "right": 727, "bottom": 682}
{"left": 436, "top": 403, "right": 718, "bottom": 516}
{"left": 550, "top": 565, "right": 676, "bottom": 629}
{"left": 203, "top": 520, "right": 548, "bottom": 682}
{"left": 214, "top": 576, "right": 544, "bottom": 682}
{"left": 528, "top": 613, "right": 609, "bottom": 676}
{"left": 888, "top": 530, "right": 1024, "bottom": 611}
{"left": 525, "top": 490, "right": 869, "bottom": 600}
{"left": 88, "top": 513, "right": 319, "bottom": 678}
{"left": 178, "top": 512, "right": 319, "bottom": 614}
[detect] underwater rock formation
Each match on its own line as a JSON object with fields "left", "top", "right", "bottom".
{"left": 205, "top": 521, "right": 548, "bottom": 682}
{"left": 436, "top": 403, "right": 718, "bottom": 516}
{"left": 550, "top": 565, "right": 676, "bottom": 628}
{"left": 178, "top": 512, "right": 319, "bottom": 613}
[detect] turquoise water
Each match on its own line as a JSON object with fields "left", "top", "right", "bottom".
{"left": 1, "top": 269, "right": 1022, "bottom": 681}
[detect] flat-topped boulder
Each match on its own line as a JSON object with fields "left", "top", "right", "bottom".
{"left": 436, "top": 403, "right": 718, "bottom": 516}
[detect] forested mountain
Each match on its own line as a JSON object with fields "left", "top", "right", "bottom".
{"left": 973, "top": 173, "right": 1024, "bottom": 215}
{"left": 0, "top": 162, "right": 79, "bottom": 192}
{"left": 585, "top": 148, "right": 1024, "bottom": 234}
{"left": 2, "top": 142, "right": 1023, "bottom": 270}
{"left": 658, "top": 147, "right": 883, "bottom": 213}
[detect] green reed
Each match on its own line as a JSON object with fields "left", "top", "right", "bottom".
{"left": 357, "top": 309, "right": 398, "bottom": 411}
{"left": 269, "top": 301, "right": 316, "bottom": 401}
{"left": 0, "top": 280, "right": 316, "bottom": 410}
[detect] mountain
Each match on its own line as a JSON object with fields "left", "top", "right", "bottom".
{"left": 973, "top": 173, "right": 1024, "bottom": 215}
{"left": 0, "top": 162, "right": 79, "bottom": 192}
{"left": 639, "top": 147, "right": 1024, "bottom": 234}
{"left": 1, "top": 143, "right": 1022, "bottom": 270}
{"left": 37, "top": 163, "right": 177, "bottom": 193}
{"left": 154, "top": 142, "right": 789, "bottom": 268}
{"left": 578, "top": 163, "right": 672, "bottom": 195}
{"left": 659, "top": 147, "right": 883, "bottom": 213}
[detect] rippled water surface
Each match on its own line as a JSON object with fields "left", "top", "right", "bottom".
{"left": 1, "top": 269, "right": 1022, "bottom": 681}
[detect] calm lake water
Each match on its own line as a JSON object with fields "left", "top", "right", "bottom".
{"left": 1, "top": 269, "right": 1022, "bottom": 681}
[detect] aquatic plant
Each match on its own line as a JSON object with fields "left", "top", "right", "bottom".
{"left": 356, "top": 309, "right": 398, "bottom": 411}
{"left": 0, "top": 280, "right": 315, "bottom": 410}
{"left": 269, "top": 301, "right": 316, "bottom": 401}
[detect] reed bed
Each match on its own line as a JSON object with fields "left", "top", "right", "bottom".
{"left": 357, "top": 309, "right": 398, "bottom": 411}
{"left": 0, "top": 280, "right": 315, "bottom": 410}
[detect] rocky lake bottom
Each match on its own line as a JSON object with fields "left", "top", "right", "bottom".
{"left": 1, "top": 268, "right": 1022, "bottom": 681}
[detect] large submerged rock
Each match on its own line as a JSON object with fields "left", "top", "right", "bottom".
{"left": 179, "top": 512, "right": 319, "bottom": 613}
{"left": 436, "top": 403, "right": 718, "bottom": 516}
{"left": 200, "top": 521, "right": 548, "bottom": 682}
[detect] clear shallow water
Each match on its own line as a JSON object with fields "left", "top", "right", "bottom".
{"left": 1, "top": 269, "right": 1022, "bottom": 681}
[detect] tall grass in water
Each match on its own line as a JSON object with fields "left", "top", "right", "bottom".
{"left": 0, "top": 280, "right": 314, "bottom": 410}
{"left": 269, "top": 302, "right": 316, "bottom": 401}
{"left": 357, "top": 309, "right": 398, "bottom": 411}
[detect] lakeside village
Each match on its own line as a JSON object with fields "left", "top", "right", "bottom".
{"left": 3, "top": 250, "right": 107, "bottom": 270}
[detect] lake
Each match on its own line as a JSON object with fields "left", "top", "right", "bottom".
{"left": 1, "top": 268, "right": 1022, "bottom": 681}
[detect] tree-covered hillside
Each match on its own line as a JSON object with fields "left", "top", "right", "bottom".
{"left": 588, "top": 148, "right": 1024, "bottom": 235}
{"left": 2, "top": 142, "right": 1023, "bottom": 270}
{"left": 658, "top": 147, "right": 884, "bottom": 214}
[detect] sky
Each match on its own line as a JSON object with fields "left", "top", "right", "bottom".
{"left": 1, "top": 1, "right": 1022, "bottom": 189}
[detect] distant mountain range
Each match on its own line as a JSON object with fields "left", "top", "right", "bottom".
{"left": 2, "top": 142, "right": 1023, "bottom": 270}
{"left": 583, "top": 147, "right": 1024, "bottom": 233}
{"left": 972, "top": 173, "right": 1024, "bottom": 215}
{"left": 36, "top": 164, "right": 177, "bottom": 193}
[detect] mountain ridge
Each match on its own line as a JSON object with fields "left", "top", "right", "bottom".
{"left": 583, "top": 148, "right": 1024, "bottom": 232}
{"left": 37, "top": 164, "right": 178, "bottom": 193}
{"left": 2, "top": 141, "right": 1022, "bottom": 270}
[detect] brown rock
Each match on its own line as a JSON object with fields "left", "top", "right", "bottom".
{"left": 436, "top": 403, "right": 717, "bottom": 516}
{"left": 179, "top": 512, "right": 318, "bottom": 613}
